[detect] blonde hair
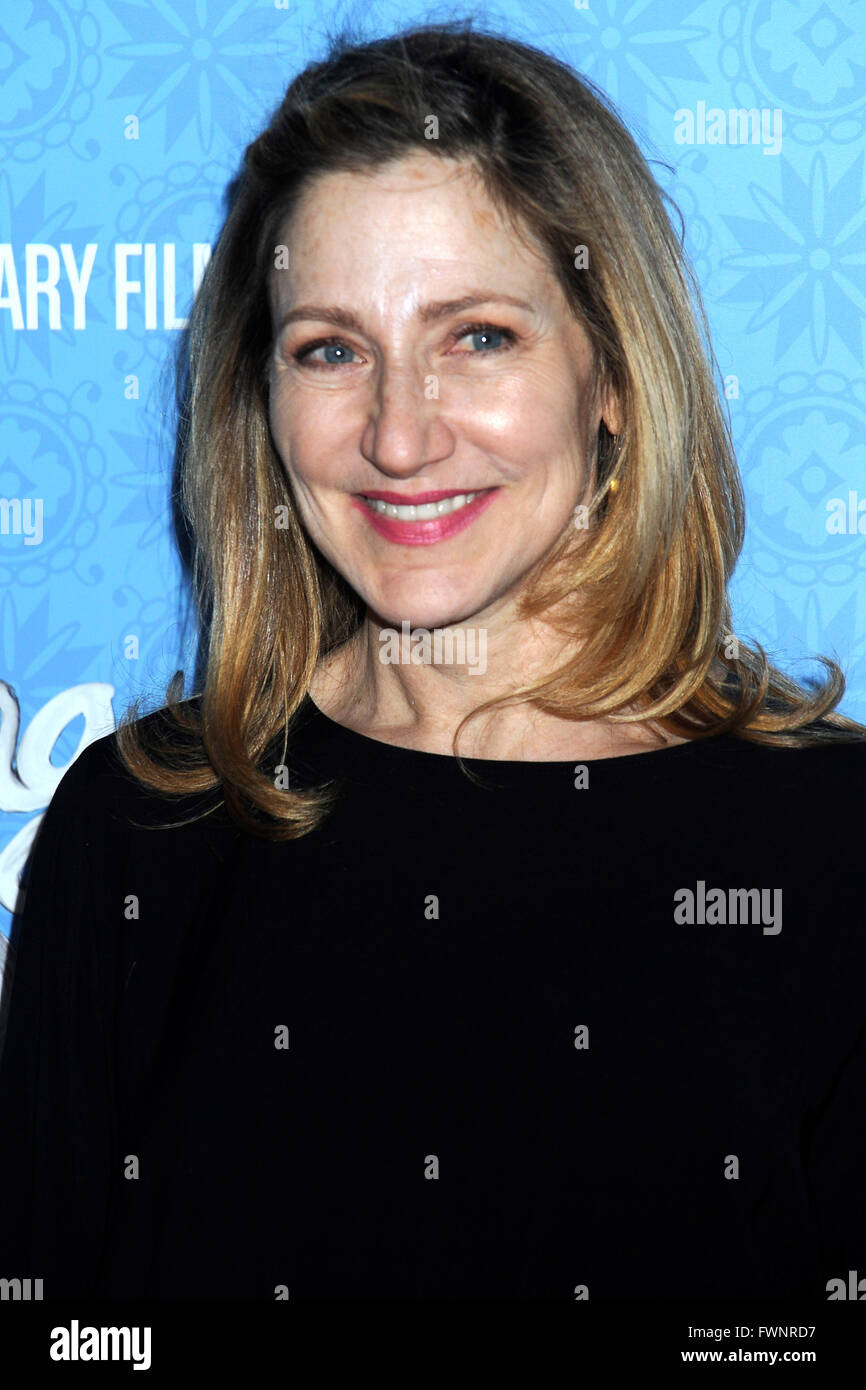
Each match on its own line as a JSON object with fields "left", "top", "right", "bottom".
{"left": 117, "top": 20, "right": 866, "bottom": 838}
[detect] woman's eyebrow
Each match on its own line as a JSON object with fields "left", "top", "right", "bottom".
{"left": 417, "top": 292, "right": 535, "bottom": 323}
{"left": 275, "top": 291, "right": 535, "bottom": 336}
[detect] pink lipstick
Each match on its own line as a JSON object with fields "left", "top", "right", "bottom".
{"left": 351, "top": 487, "right": 499, "bottom": 545}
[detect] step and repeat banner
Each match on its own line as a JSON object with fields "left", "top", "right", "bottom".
{"left": 1, "top": 0, "right": 864, "bottom": 963}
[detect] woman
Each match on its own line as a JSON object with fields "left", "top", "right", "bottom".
{"left": 1, "top": 22, "right": 864, "bottom": 1302}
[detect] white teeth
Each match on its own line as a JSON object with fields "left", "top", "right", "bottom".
{"left": 364, "top": 491, "right": 483, "bottom": 520}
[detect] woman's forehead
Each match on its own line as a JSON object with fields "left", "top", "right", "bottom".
{"left": 272, "top": 158, "right": 556, "bottom": 295}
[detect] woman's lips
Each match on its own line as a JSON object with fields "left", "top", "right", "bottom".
{"left": 350, "top": 488, "right": 500, "bottom": 545}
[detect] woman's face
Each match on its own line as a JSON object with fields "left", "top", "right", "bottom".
{"left": 268, "top": 152, "right": 616, "bottom": 633}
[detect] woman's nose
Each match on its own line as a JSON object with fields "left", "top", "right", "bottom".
{"left": 359, "top": 361, "right": 455, "bottom": 476}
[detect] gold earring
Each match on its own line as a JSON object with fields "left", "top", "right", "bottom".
{"left": 607, "top": 433, "right": 620, "bottom": 493}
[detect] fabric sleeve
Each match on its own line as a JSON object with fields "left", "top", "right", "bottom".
{"left": 0, "top": 738, "right": 121, "bottom": 1298}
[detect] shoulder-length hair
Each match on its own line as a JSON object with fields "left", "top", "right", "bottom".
{"left": 117, "top": 20, "right": 866, "bottom": 838}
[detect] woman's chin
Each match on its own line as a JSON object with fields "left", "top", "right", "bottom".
{"left": 366, "top": 598, "right": 490, "bottom": 636}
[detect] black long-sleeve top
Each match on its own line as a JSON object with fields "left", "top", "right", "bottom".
{"left": 0, "top": 694, "right": 864, "bottom": 1300}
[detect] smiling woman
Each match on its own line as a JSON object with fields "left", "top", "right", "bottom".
{"left": 265, "top": 149, "right": 625, "bottom": 752}
{"left": 1, "top": 20, "right": 865, "bottom": 1306}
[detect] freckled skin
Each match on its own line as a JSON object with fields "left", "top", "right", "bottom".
{"left": 268, "top": 152, "right": 619, "bottom": 635}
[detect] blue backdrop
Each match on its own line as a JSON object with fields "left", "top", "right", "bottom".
{"left": 1, "top": 0, "right": 865, "bottom": 965}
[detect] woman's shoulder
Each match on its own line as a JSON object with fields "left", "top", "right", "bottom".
{"left": 50, "top": 694, "right": 211, "bottom": 824}
{"left": 72, "top": 693, "right": 201, "bottom": 767}
{"left": 710, "top": 723, "right": 866, "bottom": 784}
{"left": 704, "top": 726, "right": 866, "bottom": 854}
{"left": 726, "top": 725, "right": 866, "bottom": 769}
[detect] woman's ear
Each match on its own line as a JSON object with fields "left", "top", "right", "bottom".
{"left": 600, "top": 382, "right": 622, "bottom": 436}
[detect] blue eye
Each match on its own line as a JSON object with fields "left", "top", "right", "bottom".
{"left": 295, "top": 339, "right": 358, "bottom": 366}
{"left": 292, "top": 323, "right": 516, "bottom": 368}
{"left": 456, "top": 323, "right": 516, "bottom": 353}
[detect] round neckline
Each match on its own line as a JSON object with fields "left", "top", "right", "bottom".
{"left": 302, "top": 692, "right": 727, "bottom": 770}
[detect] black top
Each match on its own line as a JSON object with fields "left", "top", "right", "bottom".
{"left": 1, "top": 693, "right": 864, "bottom": 1300}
